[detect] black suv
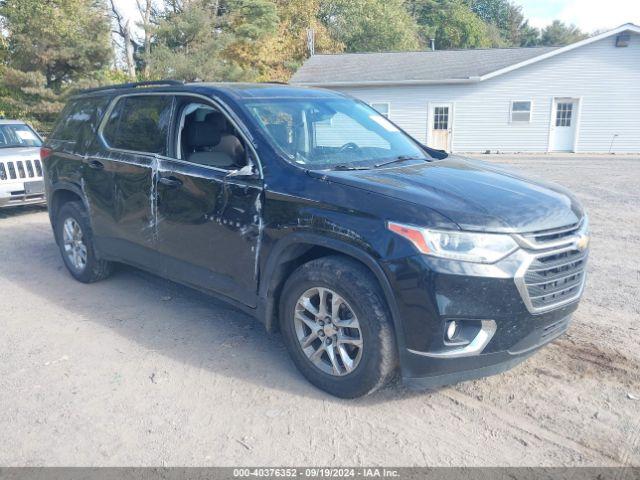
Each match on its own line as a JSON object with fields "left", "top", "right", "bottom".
{"left": 42, "top": 81, "right": 589, "bottom": 398}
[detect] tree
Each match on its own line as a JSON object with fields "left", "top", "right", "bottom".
{"left": 251, "top": 0, "right": 343, "bottom": 82}
{"left": 504, "top": 4, "right": 540, "bottom": 46}
{"left": 0, "top": 0, "right": 113, "bottom": 131}
{"left": 0, "top": 0, "right": 113, "bottom": 89}
{"left": 466, "top": 0, "right": 510, "bottom": 32}
{"left": 465, "top": 0, "right": 539, "bottom": 47}
{"left": 319, "top": 0, "right": 421, "bottom": 53}
{"left": 222, "top": 0, "right": 280, "bottom": 79}
{"left": 540, "top": 20, "right": 588, "bottom": 46}
{"left": 406, "top": 0, "right": 493, "bottom": 49}
{"left": 145, "top": 0, "right": 228, "bottom": 81}
{"left": 137, "top": 0, "right": 157, "bottom": 78}
{"left": 110, "top": 0, "right": 138, "bottom": 79}
{"left": 146, "top": 0, "right": 278, "bottom": 81}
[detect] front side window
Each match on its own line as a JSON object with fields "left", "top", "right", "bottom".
{"left": 243, "top": 98, "right": 430, "bottom": 170}
{"left": 176, "top": 100, "right": 247, "bottom": 169}
{"left": 511, "top": 101, "right": 532, "bottom": 122}
{"left": 102, "top": 95, "right": 173, "bottom": 155}
{"left": 0, "top": 124, "right": 42, "bottom": 148}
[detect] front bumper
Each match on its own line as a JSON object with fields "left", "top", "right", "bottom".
{"left": 0, "top": 181, "right": 46, "bottom": 208}
{"left": 402, "top": 310, "right": 573, "bottom": 389}
{"left": 382, "top": 247, "right": 585, "bottom": 388}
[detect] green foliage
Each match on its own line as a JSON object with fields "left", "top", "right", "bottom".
{"left": 319, "top": 0, "right": 421, "bottom": 53}
{"left": 466, "top": 0, "right": 509, "bottom": 32}
{"left": 540, "top": 20, "right": 588, "bottom": 46}
{"left": 0, "top": 0, "right": 112, "bottom": 131}
{"left": 254, "top": 0, "right": 344, "bottom": 82}
{"left": 146, "top": 0, "right": 278, "bottom": 81}
{"left": 406, "top": 0, "right": 493, "bottom": 49}
{"left": 0, "top": 0, "right": 112, "bottom": 89}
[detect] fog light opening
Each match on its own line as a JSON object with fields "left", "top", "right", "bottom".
{"left": 446, "top": 321, "right": 458, "bottom": 341}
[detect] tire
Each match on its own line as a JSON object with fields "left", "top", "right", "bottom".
{"left": 55, "top": 201, "right": 113, "bottom": 283}
{"left": 280, "top": 255, "right": 398, "bottom": 398}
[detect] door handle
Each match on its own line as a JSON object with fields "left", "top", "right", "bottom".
{"left": 158, "top": 176, "right": 182, "bottom": 188}
{"left": 85, "top": 159, "right": 104, "bottom": 170}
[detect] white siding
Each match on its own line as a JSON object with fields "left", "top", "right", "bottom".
{"left": 330, "top": 33, "right": 640, "bottom": 153}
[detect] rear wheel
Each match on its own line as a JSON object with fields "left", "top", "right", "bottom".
{"left": 56, "top": 201, "right": 113, "bottom": 283}
{"left": 280, "top": 256, "right": 397, "bottom": 398}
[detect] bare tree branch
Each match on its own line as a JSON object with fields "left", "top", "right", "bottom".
{"left": 109, "top": 0, "right": 137, "bottom": 79}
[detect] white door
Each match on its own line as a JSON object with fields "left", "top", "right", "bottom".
{"left": 429, "top": 103, "right": 453, "bottom": 151}
{"left": 551, "top": 99, "right": 578, "bottom": 152}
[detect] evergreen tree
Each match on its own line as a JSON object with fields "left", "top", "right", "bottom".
{"left": 146, "top": 0, "right": 278, "bottom": 81}
{"left": 0, "top": 0, "right": 112, "bottom": 89}
{"left": 0, "top": 0, "right": 113, "bottom": 131}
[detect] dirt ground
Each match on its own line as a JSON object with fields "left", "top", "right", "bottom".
{"left": 0, "top": 155, "right": 638, "bottom": 467}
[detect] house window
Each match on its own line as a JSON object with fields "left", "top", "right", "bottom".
{"left": 511, "top": 101, "right": 532, "bottom": 122}
{"left": 370, "top": 103, "right": 390, "bottom": 118}
{"left": 433, "top": 106, "right": 449, "bottom": 130}
{"left": 556, "top": 102, "right": 573, "bottom": 127}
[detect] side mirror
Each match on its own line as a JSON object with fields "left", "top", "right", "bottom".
{"left": 421, "top": 144, "right": 448, "bottom": 159}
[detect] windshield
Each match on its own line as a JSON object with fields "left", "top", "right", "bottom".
{"left": 243, "top": 98, "right": 431, "bottom": 170}
{"left": 0, "top": 124, "right": 42, "bottom": 148}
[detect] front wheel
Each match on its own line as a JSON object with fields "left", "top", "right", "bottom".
{"left": 280, "top": 256, "right": 398, "bottom": 398}
{"left": 56, "top": 201, "right": 113, "bottom": 283}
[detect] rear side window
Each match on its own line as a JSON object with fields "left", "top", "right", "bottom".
{"left": 102, "top": 95, "right": 174, "bottom": 155}
{"left": 50, "top": 96, "right": 111, "bottom": 149}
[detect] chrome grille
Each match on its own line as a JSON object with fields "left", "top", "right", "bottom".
{"left": 16, "top": 160, "right": 26, "bottom": 178}
{"left": 0, "top": 159, "right": 43, "bottom": 182}
{"left": 515, "top": 217, "right": 589, "bottom": 313}
{"left": 523, "top": 222, "right": 581, "bottom": 244}
{"left": 524, "top": 249, "right": 587, "bottom": 310}
{"left": 515, "top": 219, "right": 585, "bottom": 250}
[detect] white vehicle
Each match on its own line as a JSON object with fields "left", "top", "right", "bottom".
{"left": 0, "top": 120, "right": 46, "bottom": 208}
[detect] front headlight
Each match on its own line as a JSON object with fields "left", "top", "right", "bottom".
{"left": 388, "top": 222, "right": 518, "bottom": 264}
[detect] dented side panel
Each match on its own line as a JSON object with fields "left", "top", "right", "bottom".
{"left": 83, "top": 149, "right": 157, "bottom": 249}
{"left": 154, "top": 158, "right": 263, "bottom": 306}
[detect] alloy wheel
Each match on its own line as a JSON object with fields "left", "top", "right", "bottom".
{"left": 62, "top": 217, "right": 87, "bottom": 272}
{"left": 293, "top": 287, "right": 363, "bottom": 376}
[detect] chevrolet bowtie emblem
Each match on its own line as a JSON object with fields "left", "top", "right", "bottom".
{"left": 576, "top": 234, "right": 590, "bottom": 251}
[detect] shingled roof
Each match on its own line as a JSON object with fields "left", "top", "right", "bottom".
{"left": 291, "top": 47, "right": 559, "bottom": 86}
{"left": 290, "top": 24, "right": 640, "bottom": 87}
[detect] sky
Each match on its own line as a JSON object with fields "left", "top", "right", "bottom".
{"left": 113, "top": 0, "right": 640, "bottom": 33}
{"left": 518, "top": 0, "right": 640, "bottom": 31}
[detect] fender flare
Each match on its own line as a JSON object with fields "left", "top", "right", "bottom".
{"left": 48, "top": 181, "right": 91, "bottom": 241}
{"left": 260, "top": 232, "right": 407, "bottom": 353}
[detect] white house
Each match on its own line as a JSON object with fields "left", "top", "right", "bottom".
{"left": 291, "top": 24, "right": 640, "bottom": 154}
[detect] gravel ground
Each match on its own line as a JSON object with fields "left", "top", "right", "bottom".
{"left": 0, "top": 155, "right": 639, "bottom": 467}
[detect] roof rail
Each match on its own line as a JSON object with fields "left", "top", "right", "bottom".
{"left": 80, "top": 80, "right": 185, "bottom": 94}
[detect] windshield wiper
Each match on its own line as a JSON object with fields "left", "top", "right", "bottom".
{"left": 332, "top": 164, "right": 370, "bottom": 171}
{"left": 374, "top": 155, "right": 422, "bottom": 168}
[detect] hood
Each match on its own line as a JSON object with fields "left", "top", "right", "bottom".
{"left": 0, "top": 147, "right": 41, "bottom": 161}
{"left": 309, "top": 156, "right": 584, "bottom": 233}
